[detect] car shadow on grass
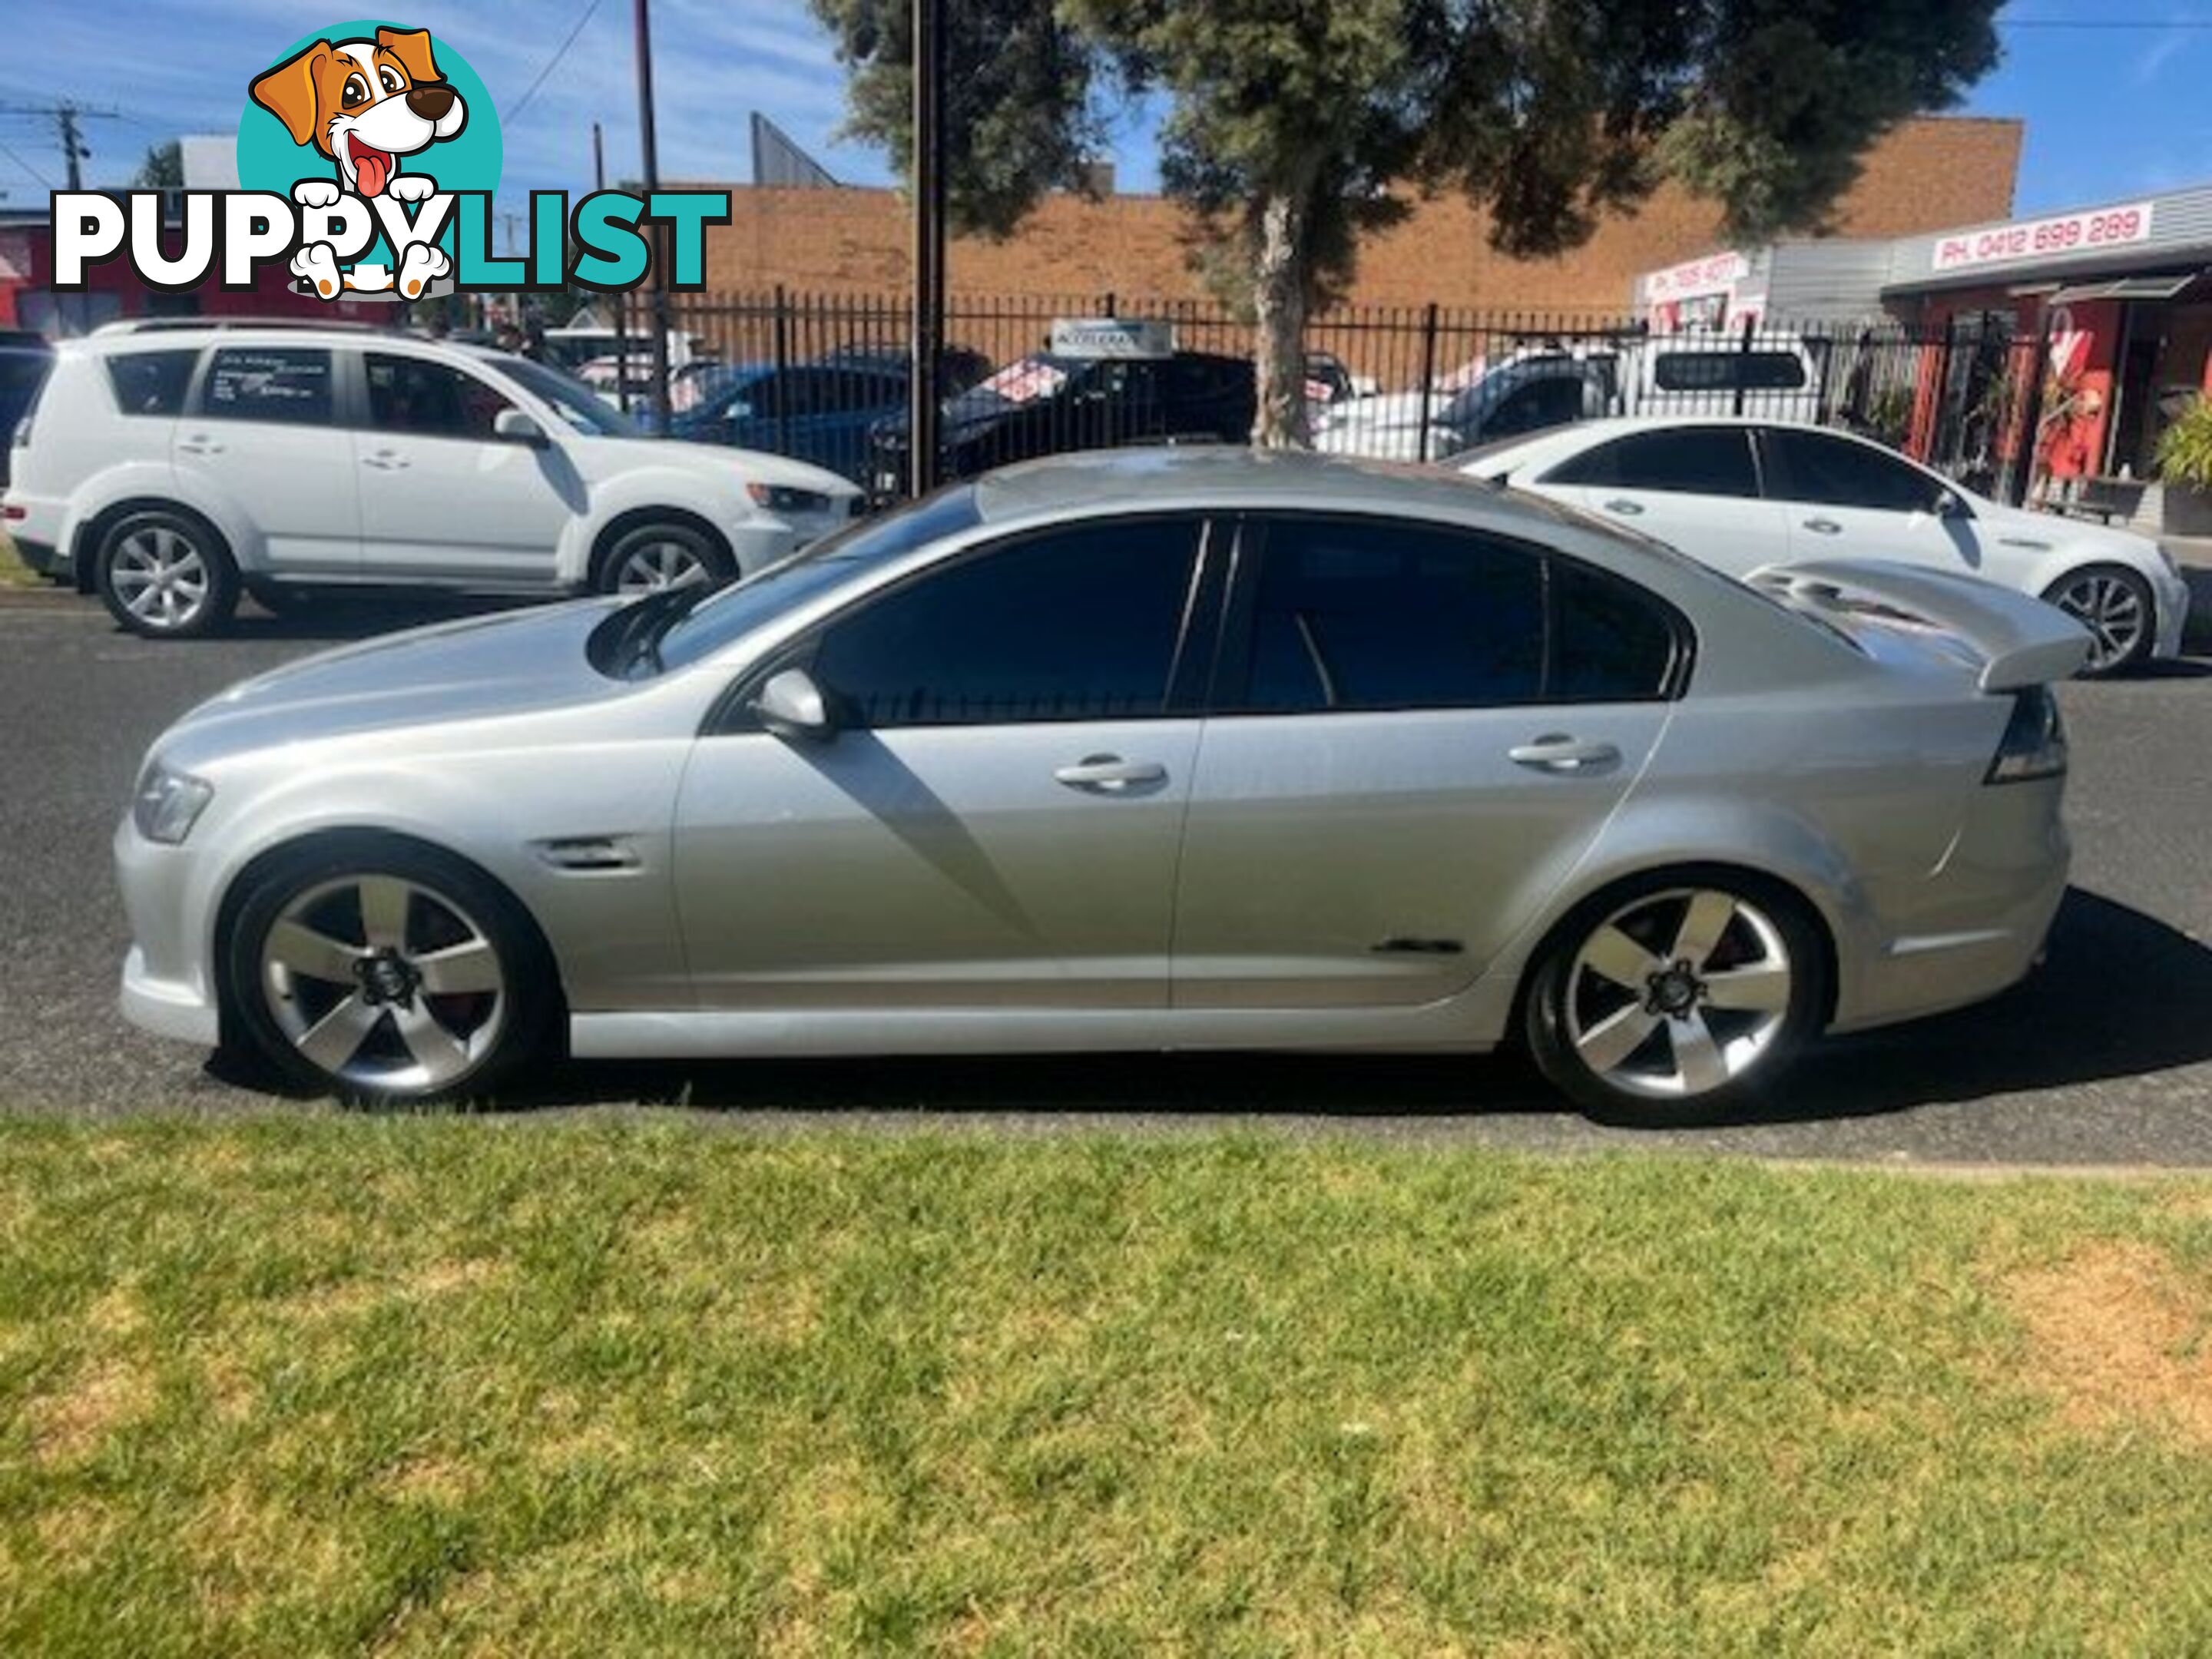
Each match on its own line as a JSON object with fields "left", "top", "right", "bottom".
{"left": 267, "top": 885, "right": 2204, "bottom": 1131}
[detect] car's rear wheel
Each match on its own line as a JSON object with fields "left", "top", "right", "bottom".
{"left": 95, "top": 509, "right": 238, "bottom": 639}
{"left": 1524, "top": 872, "right": 1829, "bottom": 1126}
{"left": 594, "top": 521, "right": 733, "bottom": 596}
{"left": 226, "top": 843, "right": 558, "bottom": 1104}
{"left": 2043, "top": 565, "right": 2154, "bottom": 677}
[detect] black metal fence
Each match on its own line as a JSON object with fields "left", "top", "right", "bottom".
{"left": 629, "top": 289, "right": 2054, "bottom": 506}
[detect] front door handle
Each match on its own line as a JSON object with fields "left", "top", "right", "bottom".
{"left": 175, "top": 435, "right": 224, "bottom": 457}
{"left": 1054, "top": 754, "right": 1167, "bottom": 793}
{"left": 1508, "top": 734, "right": 1621, "bottom": 773}
{"left": 1803, "top": 517, "right": 1843, "bottom": 535}
{"left": 362, "top": 449, "right": 410, "bottom": 471}
{"left": 1601, "top": 498, "right": 1645, "bottom": 516}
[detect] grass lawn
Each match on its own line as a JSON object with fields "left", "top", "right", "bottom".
{"left": 6, "top": 1119, "right": 2212, "bottom": 1656}
{"left": 0, "top": 528, "right": 38, "bottom": 588}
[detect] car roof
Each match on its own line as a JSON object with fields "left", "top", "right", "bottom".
{"left": 970, "top": 445, "right": 1589, "bottom": 534}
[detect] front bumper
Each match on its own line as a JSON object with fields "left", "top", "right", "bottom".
{"left": 113, "top": 816, "right": 220, "bottom": 1048}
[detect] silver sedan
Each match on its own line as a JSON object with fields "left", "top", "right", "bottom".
{"left": 114, "top": 449, "right": 2088, "bottom": 1123}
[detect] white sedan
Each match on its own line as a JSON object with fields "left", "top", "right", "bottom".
{"left": 1454, "top": 416, "right": 2190, "bottom": 674}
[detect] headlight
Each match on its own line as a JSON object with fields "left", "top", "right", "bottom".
{"left": 133, "top": 760, "right": 214, "bottom": 844}
{"left": 746, "top": 482, "right": 830, "bottom": 515}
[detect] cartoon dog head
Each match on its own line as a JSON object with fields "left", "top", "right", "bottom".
{"left": 250, "top": 27, "right": 466, "bottom": 197}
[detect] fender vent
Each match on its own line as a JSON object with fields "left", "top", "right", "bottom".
{"left": 534, "top": 836, "right": 641, "bottom": 873}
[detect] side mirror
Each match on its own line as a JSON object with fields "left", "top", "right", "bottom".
{"left": 1932, "top": 488, "right": 1969, "bottom": 520}
{"left": 495, "top": 409, "right": 549, "bottom": 447}
{"left": 749, "top": 667, "right": 835, "bottom": 742}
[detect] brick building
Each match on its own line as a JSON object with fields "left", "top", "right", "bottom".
{"left": 690, "top": 116, "right": 2022, "bottom": 313}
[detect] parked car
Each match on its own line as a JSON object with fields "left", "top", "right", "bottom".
{"left": 116, "top": 449, "right": 2087, "bottom": 1124}
{"left": 666, "top": 350, "right": 992, "bottom": 483}
{"left": 0, "top": 321, "right": 858, "bottom": 638}
{"left": 1614, "top": 332, "right": 1823, "bottom": 422}
{"left": 0, "top": 329, "right": 55, "bottom": 491}
{"left": 1452, "top": 416, "right": 2190, "bottom": 675}
{"left": 1320, "top": 344, "right": 1617, "bottom": 461}
{"left": 866, "top": 349, "right": 1257, "bottom": 502}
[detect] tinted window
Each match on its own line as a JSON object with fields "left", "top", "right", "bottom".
{"left": 811, "top": 518, "right": 1202, "bottom": 726}
{"left": 1763, "top": 428, "right": 1939, "bottom": 513}
{"left": 1545, "top": 428, "right": 1760, "bottom": 498}
{"left": 1651, "top": 350, "right": 1808, "bottom": 392}
{"left": 1482, "top": 376, "right": 1585, "bottom": 439}
{"left": 366, "top": 353, "right": 512, "bottom": 439}
{"left": 1551, "top": 560, "right": 1680, "bottom": 702}
{"left": 1236, "top": 518, "right": 1545, "bottom": 713}
{"left": 202, "top": 347, "right": 333, "bottom": 425}
{"left": 104, "top": 349, "right": 197, "bottom": 417}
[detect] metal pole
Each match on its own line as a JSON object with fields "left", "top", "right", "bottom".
{"left": 1415, "top": 302, "right": 1439, "bottom": 461}
{"left": 773, "top": 283, "right": 793, "bottom": 455}
{"left": 595, "top": 121, "right": 631, "bottom": 416}
{"left": 58, "top": 104, "right": 84, "bottom": 190}
{"left": 634, "top": 0, "right": 672, "bottom": 433}
{"left": 1733, "top": 310, "right": 1756, "bottom": 417}
{"left": 909, "top": 0, "right": 946, "bottom": 498}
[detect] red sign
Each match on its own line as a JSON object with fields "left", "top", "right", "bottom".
{"left": 1932, "top": 203, "right": 2155, "bottom": 273}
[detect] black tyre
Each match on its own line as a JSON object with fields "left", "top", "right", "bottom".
{"left": 224, "top": 841, "right": 560, "bottom": 1105}
{"left": 593, "top": 520, "right": 734, "bottom": 596}
{"left": 246, "top": 580, "right": 318, "bottom": 618}
{"left": 1523, "top": 869, "right": 1830, "bottom": 1128}
{"left": 94, "top": 508, "right": 239, "bottom": 640}
{"left": 2042, "top": 565, "right": 2155, "bottom": 677}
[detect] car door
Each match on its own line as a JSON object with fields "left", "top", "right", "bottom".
{"left": 1536, "top": 426, "right": 1791, "bottom": 579}
{"left": 1759, "top": 426, "right": 1998, "bottom": 578}
{"left": 353, "top": 350, "right": 578, "bottom": 585}
{"left": 1172, "top": 513, "right": 1680, "bottom": 1009}
{"left": 671, "top": 514, "right": 1218, "bottom": 1011}
{"left": 174, "top": 345, "right": 359, "bottom": 574}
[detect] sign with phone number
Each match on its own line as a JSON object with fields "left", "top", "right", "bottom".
{"left": 1932, "top": 203, "right": 2156, "bottom": 273}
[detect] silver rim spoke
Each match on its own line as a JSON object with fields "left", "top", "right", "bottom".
{"left": 619, "top": 541, "right": 705, "bottom": 593}
{"left": 358, "top": 877, "right": 413, "bottom": 950}
{"left": 414, "top": 939, "right": 501, "bottom": 995}
{"left": 1565, "top": 887, "right": 1793, "bottom": 1102}
{"left": 111, "top": 526, "right": 209, "bottom": 631}
{"left": 265, "top": 919, "right": 364, "bottom": 984}
{"left": 296, "top": 995, "right": 381, "bottom": 1071}
{"left": 392, "top": 1005, "right": 472, "bottom": 1083}
{"left": 1575, "top": 1004, "right": 1661, "bottom": 1074}
{"left": 2060, "top": 577, "right": 2143, "bottom": 667}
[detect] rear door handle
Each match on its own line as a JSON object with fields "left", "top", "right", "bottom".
{"left": 362, "top": 449, "right": 410, "bottom": 471}
{"left": 1054, "top": 754, "right": 1167, "bottom": 792}
{"left": 1601, "top": 498, "right": 1645, "bottom": 516}
{"left": 1803, "top": 517, "right": 1843, "bottom": 535}
{"left": 1508, "top": 734, "right": 1621, "bottom": 773}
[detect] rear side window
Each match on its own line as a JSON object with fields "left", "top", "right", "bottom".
{"left": 1551, "top": 560, "right": 1681, "bottom": 701}
{"left": 1651, "top": 351, "right": 1808, "bottom": 393}
{"left": 201, "top": 347, "right": 333, "bottom": 426}
{"left": 1543, "top": 428, "right": 1760, "bottom": 499}
{"left": 1233, "top": 518, "right": 1546, "bottom": 713}
{"left": 104, "top": 349, "right": 197, "bottom": 417}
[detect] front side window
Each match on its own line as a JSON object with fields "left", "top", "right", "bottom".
{"left": 1232, "top": 518, "right": 1546, "bottom": 713}
{"left": 489, "top": 356, "right": 637, "bottom": 437}
{"left": 1544, "top": 428, "right": 1760, "bottom": 499}
{"left": 201, "top": 347, "right": 333, "bottom": 425}
{"left": 809, "top": 518, "right": 1204, "bottom": 727}
{"left": 1762, "top": 428, "right": 1939, "bottom": 513}
{"left": 365, "top": 353, "right": 512, "bottom": 439}
{"left": 103, "top": 349, "right": 194, "bottom": 416}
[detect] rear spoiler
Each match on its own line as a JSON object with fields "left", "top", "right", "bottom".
{"left": 1748, "top": 559, "right": 2091, "bottom": 693}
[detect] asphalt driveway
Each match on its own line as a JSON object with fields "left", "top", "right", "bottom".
{"left": 2, "top": 589, "right": 2208, "bottom": 1162}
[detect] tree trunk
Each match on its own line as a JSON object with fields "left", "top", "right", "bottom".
{"left": 1250, "top": 184, "right": 1313, "bottom": 449}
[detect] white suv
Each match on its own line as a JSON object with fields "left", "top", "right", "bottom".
{"left": 2, "top": 320, "right": 859, "bottom": 638}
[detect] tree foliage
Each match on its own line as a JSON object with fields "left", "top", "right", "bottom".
{"left": 130, "top": 141, "right": 184, "bottom": 190}
{"left": 813, "top": 0, "right": 2004, "bottom": 443}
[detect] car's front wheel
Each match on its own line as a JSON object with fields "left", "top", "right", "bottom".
{"left": 2044, "top": 565, "right": 2155, "bottom": 677}
{"left": 1523, "top": 871, "right": 1829, "bottom": 1126}
{"left": 94, "top": 508, "right": 239, "bottom": 639}
{"left": 225, "top": 843, "right": 558, "bottom": 1104}
{"left": 594, "top": 520, "right": 734, "bottom": 596}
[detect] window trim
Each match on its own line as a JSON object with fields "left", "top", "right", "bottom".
{"left": 1208, "top": 510, "right": 1693, "bottom": 719}
{"left": 1753, "top": 424, "right": 1969, "bottom": 517}
{"left": 187, "top": 342, "right": 341, "bottom": 428}
{"left": 707, "top": 511, "right": 1228, "bottom": 736}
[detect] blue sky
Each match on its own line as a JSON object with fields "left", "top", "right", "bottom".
{"left": 2, "top": 0, "right": 2207, "bottom": 229}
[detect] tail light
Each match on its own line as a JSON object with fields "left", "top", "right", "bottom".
{"left": 1985, "top": 687, "right": 2067, "bottom": 784}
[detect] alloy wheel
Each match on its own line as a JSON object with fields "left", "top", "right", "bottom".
{"left": 1563, "top": 887, "right": 1794, "bottom": 1101}
{"left": 108, "top": 525, "right": 211, "bottom": 632}
{"left": 611, "top": 538, "right": 712, "bottom": 594}
{"left": 2049, "top": 571, "right": 2146, "bottom": 672}
{"left": 259, "top": 873, "right": 508, "bottom": 1094}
